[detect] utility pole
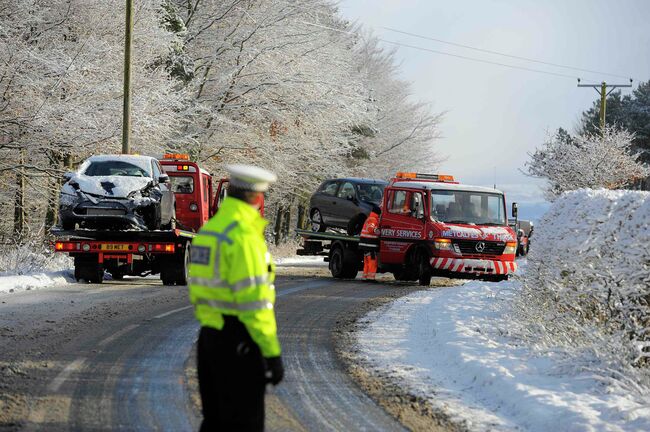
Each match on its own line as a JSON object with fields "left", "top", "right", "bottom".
{"left": 121, "top": 0, "right": 133, "bottom": 154}
{"left": 577, "top": 78, "right": 633, "bottom": 130}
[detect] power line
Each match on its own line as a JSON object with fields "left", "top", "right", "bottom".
{"left": 377, "top": 38, "right": 579, "bottom": 79}
{"left": 381, "top": 26, "right": 631, "bottom": 80}
{"left": 301, "top": 21, "right": 579, "bottom": 80}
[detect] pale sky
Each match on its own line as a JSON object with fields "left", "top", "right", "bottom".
{"left": 338, "top": 0, "right": 650, "bottom": 220}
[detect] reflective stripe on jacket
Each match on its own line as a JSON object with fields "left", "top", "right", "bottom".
{"left": 360, "top": 211, "right": 380, "bottom": 239}
{"left": 188, "top": 196, "right": 280, "bottom": 357}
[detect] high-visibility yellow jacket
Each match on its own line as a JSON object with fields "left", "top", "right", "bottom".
{"left": 188, "top": 196, "right": 280, "bottom": 357}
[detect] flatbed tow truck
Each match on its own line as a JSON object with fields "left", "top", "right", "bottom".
{"left": 52, "top": 154, "right": 235, "bottom": 285}
{"left": 297, "top": 172, "right": 519, "bottom": 285}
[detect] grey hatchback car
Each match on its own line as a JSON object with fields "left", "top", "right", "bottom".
{"left": 309, "top": 178, "right": 387, "bottom": 234}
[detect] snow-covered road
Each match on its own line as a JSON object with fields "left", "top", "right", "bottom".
{"left": 357, "top": 272, "right": 650, "bottom": 432}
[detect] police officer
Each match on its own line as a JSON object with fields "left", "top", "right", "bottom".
{"left": 188, "top": 164, "right": 283, "bottom": 432}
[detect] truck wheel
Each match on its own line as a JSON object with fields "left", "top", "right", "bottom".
{"left": 329, "top": 245, "right": 359, "bottom": 279}
{"left": 160, "top": 245, "right": 189, "bottom": 285}
{"left": 347, "top": 213, "right": 367, "bottom": 236}
{"left": 417, "top": 251, "right": 432, "bottom": 286}
{"left": 177, "top": 244, "right": 190, "bottom": 285}
{"left": 74, "top": 256, "right": 104, "bottom": 284}
{"left": 310, "top": 209, "right": 327, "bottom": 232}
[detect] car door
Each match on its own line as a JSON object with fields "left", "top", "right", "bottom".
{"left": 315, "top": 180, "right": 340, "bottom": 223}
{"left": 333, "top": 181, "right": 359, "bottom": 226}
{"left": 379, "top": 189, "right": 427, "bottom": 264}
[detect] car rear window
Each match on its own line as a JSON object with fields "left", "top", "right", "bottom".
{"left": 170, "top": 176, "right": 194, "bottom": 194}
{"left": 84, "top": 161, "right": 150, "bottom": 177}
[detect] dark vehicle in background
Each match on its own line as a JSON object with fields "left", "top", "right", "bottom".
{"left": 309, "top": 178, "right": 387, "bottom": 234}
{"left": 508, "top": 218, "right": 534, "bottom": 256}
{"left": 59, "top": 155, "right": 175, "bottom": 231}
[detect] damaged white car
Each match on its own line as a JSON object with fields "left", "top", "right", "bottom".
{"left": 59, "top": 155, "right": 176, "bottom": 231}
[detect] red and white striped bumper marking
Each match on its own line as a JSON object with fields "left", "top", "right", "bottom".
{"left": 430, "top": 257, "right": 517, "bottom": 274}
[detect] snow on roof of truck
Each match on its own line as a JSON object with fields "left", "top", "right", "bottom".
{"left": 391, "top": 180, "right": 504, "bottom": 195}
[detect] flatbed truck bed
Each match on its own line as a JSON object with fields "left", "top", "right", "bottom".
{"left": 296, "top": 229, "right": 363, "bottom": 278}
{"left": 52, "top": 227, "right": 193, "bottom": 285}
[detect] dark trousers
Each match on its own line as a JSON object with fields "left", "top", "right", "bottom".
{"left": 197, "top": 317, "right": 266, "bottom": 432}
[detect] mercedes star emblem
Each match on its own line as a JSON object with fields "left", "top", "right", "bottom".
{"left": 475, "top": 241, "right": 486, "bottom": 253}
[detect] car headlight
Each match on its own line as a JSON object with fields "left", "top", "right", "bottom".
{"left": 189, "top": 202, "right": 198, "bottom": 212}
{"left": 433, "top": 238, "right": 452, "bottom": 250}
{"left": 503, "top": 241, "right": 517, "bottom": 254}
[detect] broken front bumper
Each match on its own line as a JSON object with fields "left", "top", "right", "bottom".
{"left": 60, "top": 198, "right": 153, "bottom": 230}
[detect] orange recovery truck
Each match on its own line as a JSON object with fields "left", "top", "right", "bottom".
{"left": 297, "top": 172, "right": 519, "bottom": 285}
{"left": 52, "top": 154, "right": 247, "bottom": 285}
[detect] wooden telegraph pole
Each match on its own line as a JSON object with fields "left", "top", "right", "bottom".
{"left": 122, "top": 0, "right": 133, "bottom": 154}
{"left": 577, "top": 78, "right": 633, "bottom": 130}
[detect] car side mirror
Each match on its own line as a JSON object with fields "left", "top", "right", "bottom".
{"left": 158, "top": 174, "right": 170, "bottom": 184}
{"left": 346, "top": 194, "right": 355, "bottom": 202}
{"left": 511, "top": 202, "right": 518, "bottom": 218}
{"left": 63, "top": 171, "right": 74, "bottom": 182}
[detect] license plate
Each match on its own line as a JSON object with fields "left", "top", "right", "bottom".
{"left": 100, "top": 244, "right": 129, "bottom": 251}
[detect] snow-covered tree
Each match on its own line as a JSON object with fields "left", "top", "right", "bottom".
{"left": 0, "top": 0, "right": 444, "bottom": 239}
{"left": 525, "top": 126, "right": 648, "bottom": 199}
{"left": 0, "top": 0, "right": 189, "bottom": 235}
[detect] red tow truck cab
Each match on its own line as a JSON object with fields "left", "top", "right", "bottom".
{"left": 381, "top": 172, "right": 518, "bottom": 281}
{"left": 160, "top": 153, "right": 213, "bottom": 232}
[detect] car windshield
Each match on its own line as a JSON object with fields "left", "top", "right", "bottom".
{"left": 169, "top": 175, "right": 194, "bottom": 194}
{"left": 84, "top": 161, "right": 150, "bottom": 177}
{"left": 430, "top": 190, "right": 506, "bottom": 225}
{"left": 356, "top": 183, "right": 385, "bottom": 204}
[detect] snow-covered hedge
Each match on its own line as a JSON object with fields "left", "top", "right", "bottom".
{"left": 514, "top": 189, "right": 650, "bottom": 373}
{"left": 0, "top": 242, "right": 72, "bottom": 276}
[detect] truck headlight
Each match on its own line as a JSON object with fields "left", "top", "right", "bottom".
{"left": 434, "top": 238, "right": 452, "bottom": 250}
{"left": 503, "top": 241, "right": 517, "bottom": 254}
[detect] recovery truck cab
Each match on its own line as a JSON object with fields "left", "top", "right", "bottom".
{"left": 298, "top": 172, "right": 518, "bottom": 284}
{"left": 53, "top": 154, "right": 255, "bottom": 285}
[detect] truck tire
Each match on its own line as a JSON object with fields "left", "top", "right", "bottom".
{"left": 74, "top": 256, "right": 104, "bottom": 284}
{"left": 329, "top": 245, "right": 359, "bottom": 279}
{"left": 347, "top": 213, "right": 367, "bottom": 236}
{"left": 417, "top": 250, "right": 432, "bottom": 286}
{"left": 161, "top": 244, "right": 189, "bottom": 286}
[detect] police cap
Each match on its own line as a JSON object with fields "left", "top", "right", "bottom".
{"left": 226, "top": 164, "right": 277, "bottom": 192}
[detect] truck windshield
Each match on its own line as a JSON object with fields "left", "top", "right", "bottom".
{"left": 430, "top": 190, "right": 506, "bottom": 226}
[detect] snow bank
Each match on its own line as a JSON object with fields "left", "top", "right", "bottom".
{"left": 0, "top": 270, "right": 74, "bottom": 294}
{"left": 274, "top": 256, "right": 327, "bottom": 267}
{"left": 358, "top": 276, "right": 650, "bottom": 431}
{"left": 0, "top": 244, "right": 74, "bottom": 294}
{"left": 516, "top": 189, "right": 650, "bottom": 369}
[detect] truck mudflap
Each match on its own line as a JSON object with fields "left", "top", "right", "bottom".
{"left": 430, "top": 257, "right": 517, "bottom": 275}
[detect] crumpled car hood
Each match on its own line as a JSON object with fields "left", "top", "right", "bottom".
{"left": 65, "top": 174, "right": 153, "bottom": 198}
